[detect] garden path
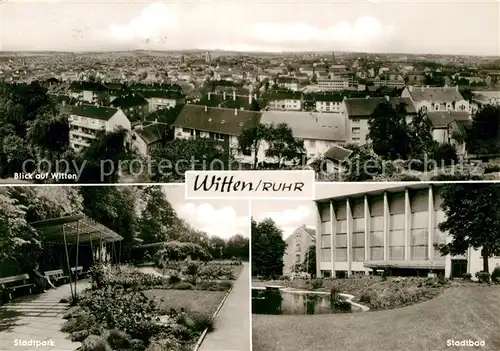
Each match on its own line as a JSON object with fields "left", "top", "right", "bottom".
{"left": 0, "top": 281, "right": 90, "bottom": 351}
{"left": 199, "top": 262, "right": 250, "bottom": 351}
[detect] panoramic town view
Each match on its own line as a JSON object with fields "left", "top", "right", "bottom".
{"left": 0, "top": 0, "right": 499, "bottom": 183}
{"left": 251, "top": 182, "right": 500, "bottom": 351}
{"left": 0, "top": 185, "right": 250, "bottom": 351}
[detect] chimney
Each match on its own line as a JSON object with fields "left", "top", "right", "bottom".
{"left": 385, "top": 95, "right": 389, "bottom": 102}
{"left": 223, "top": 91, "right": 226, "bottom": 100}
{"left": 234, "top": 108, "right": 238, "bottom": 115}
{"left": 233, "top": 91, "right": 236, "bottom": 101}
{"left": 208, "top": 92, "right": 211, "bottom": 100}
{"left": 249, "top": 93, "right": 252, "bottom": 104}
{"left": 204, "top": 105, "right": 208, "bottom": 112}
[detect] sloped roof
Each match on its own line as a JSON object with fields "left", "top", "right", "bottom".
{"left": 196, "top": 93, "right": 255, "bottom": 110}
{"left": 324, "top": 145, "right": 353, "bottom": 162}
{"left": 302, "top": 227, "right": 316, "bottom": 240}
{"left": 344, "top": 97, "right": 416, "bottom": 117}
{"left": 135, "top": 123, "right": 166, "bottom": 145}
{"left": 426, "top": 111, "right": 470, "bottom": 128}
{"left": 68, "top": 104, "right": 118, "bottom": 121}
{"left": 172, "top": 105, "right": 262, "bottom": 136}
{"left": 110, "top": 94, "right": 148, "bottom": 108}
{"left": 69, "top": 81, "right": 108, "bottom": 92}
{"left": 260, "top": 111, "right": 347, "bottom": 142}
{"left": 407, "top": 86, "right": 465, "bottom": 102}
{"left": 140, "top": 90, "right": 184, "bottom": 99}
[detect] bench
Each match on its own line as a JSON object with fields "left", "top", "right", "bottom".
{"left": 45, "top": 269, "right": 68, "bottom": 286}
{"left": 0, "top": 274, "right": 35, "bottom": 301}
{"left": 70, "top": 266, "right": 89, "bottom": 279}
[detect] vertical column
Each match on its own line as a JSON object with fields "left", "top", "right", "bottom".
{"left": 364, "top": 195, "right": 370, "bottom": 265}
{"left": 330, "top": 200, "right": 336, "bottom": 277}
{"left": 383, "top": 192, "right": 389, "bottom": 261}
{"left": 405, "top": 188, "right": 411, "bottom": 261}
{"left": 316, "top": 202, "right": 322, "bottom": 277}
{"left": 428, "top": 185, "right": 434, "bottom": 261}
{"left": 346, "top": 198, "right": 352, "bottom": 277}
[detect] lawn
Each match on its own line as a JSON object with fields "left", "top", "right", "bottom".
{"left": 143, "top": 289, "right": 226, "bottom": 316}
{"left": 252, "top": 286, "right": 500, "bottom": 351}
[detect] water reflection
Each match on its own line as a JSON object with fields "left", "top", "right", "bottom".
{"left": 252, "top": 288, "right": 354, "bottom": 315}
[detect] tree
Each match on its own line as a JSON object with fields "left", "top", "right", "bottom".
{"left": 467, "top": 105, "right": 500, "bottom": 155}
{"left": 341, "top": 143, "right": 386, "bottom": 181}
{"left": 226, "top": 234, "right": 249, "bottom": 260}
{"left": 367, "top": 102, "right": 412, "bottom": 160}
{"left": 264, "top": 123, "right": 305, "bottom": 168}
{"left": 407, "top": 111, "right": 435, "bottom": 157}
{"left": 238, "top": 123, "right": 269, "bottom": 169}
{"left": 151, "top": 138, "right": 231, "bottom": 182}
{"left": 251, "top": 218, "right": 287, "bottom": 278}
{"left": 437, "top": 183, "right": 500, "bottom": 274}
{"left": 208, "top": 236, "right": 226, "bottom": 260}
{"left": 301, "top": 245, "right": 316, "bottom": 276}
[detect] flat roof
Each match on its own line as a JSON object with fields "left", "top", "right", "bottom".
{"left": 30, "top": 215, "right": 123, "bottom": 244}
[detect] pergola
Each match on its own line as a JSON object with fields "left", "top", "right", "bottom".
{"left": 30, "top": 214, "right": 123, "bottom": 299}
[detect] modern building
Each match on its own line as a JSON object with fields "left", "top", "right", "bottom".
{"left": 317, "top": 76, "right": 351, "bottom": 91}
{"left": 283, "top": 225, "right": 316, "bottom": 276}
{"left": 314, "top": 183, "right": 500, "bottom": 279}
{"left": 67, "top": 103, "right": 131, "bottom": 152}
{"left": 276, "top": 77, "right": 299, "bottom": 91}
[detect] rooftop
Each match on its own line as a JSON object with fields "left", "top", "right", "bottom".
{"left": 344, "top": 97, "right": 416, "bottom": 117}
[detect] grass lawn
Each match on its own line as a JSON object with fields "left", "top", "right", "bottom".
{"left": 143, "top": 289, "right": 226, "bottom": 316}
{"left": 253, "top": 286, "right": 500, "bottom": 351}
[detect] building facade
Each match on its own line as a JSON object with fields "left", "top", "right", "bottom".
{"left": 315, "top": 183, "right": 500, "bottom": 279}
{"left": 283, "top": 226, "right": 316, "bottom": 276}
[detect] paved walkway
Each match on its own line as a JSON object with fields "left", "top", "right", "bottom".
{"left": 0, "top": 281, "right": 90, "bottom": 351}
{"left": 199, "top": 262, "right": 250, "bottom": 351}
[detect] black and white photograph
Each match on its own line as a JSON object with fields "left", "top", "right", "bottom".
{"left": 0, "top": 184, "right": 250, "bottom": 351}
{"left": 251, "top": 182, "right": 500, "bottom": 351}
{"left": 0, "top": 0, "right": 499, "bottom": 183}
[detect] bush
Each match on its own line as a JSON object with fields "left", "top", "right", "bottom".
{"left": 491, "top": 266, "right": 500, "bottom": 284}
{"left": 310, "top": 279, "right": 323, "bottom": 289}
{"left": 182, "top": 259, "right": 201, "bottom": 284}
{"left": 331, "top": 295, "right": 351, "bottom": 313}
{"left": 168, "top": 274, "right": 181, "bottom": 285}
{"left": 106, "top": 329, "right": 131, "bottom": 350}
{"left": 475, "top": 271, "right": 491, "bottom": 284}
{"left": 190, "top": 313, "right": 215, "bottom": 333}
{"left": 462, "top": 273, "right": 472, "bottom": 281}
{"left": 196, "top": 280, "right": 232, "bottom": 291}
{"left": 359, "top": 292, "right": 372, "bottom": 304}
{"left": 90, "top": 262, "right": 107, "bottom": 290}
{"left": 172, "top": 282, "right": 193, "bottom": 290}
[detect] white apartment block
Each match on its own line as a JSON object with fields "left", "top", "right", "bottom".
{"left": 317, "top": 77, "right": 350, "bottom": 91}
{"left": 315, "top": 183, "right": 500, "bottom": 279}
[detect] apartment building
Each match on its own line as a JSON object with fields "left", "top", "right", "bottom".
{"left": 315, "top": 183, "right": 500, "bottom": 279}
{"left": 140, "top": 90, "right": 185, "bottom": 112}
{"left": 172, "top": 105, "right": 262, "bottom": 164}
{"left": 68, "top": 82, "right": 108, "bottom": 103}
{"left": 276, "top": 77, "right": 299, "bottom": 91}
{"left": 265, "top": 90, "right": 302, "bottom": 111}
{"left": 67, "top": 103, "right": 131, "bottom": 152}
{"left": 342, "top": 96, "right": 417, "bottom": 143}
{"left": 283, "top": 225, "right": 316, "bottom": 276}
{"left": 317, "top": 76, "right": 351, "bottom": 91}
{"left": 470, "top": 91, "right": 500, "bottom": 113}
{"left": 401, "top": 85, "right": 469, "bottom": 113}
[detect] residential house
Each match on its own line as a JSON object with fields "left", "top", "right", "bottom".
{"left": 264, "top": 90, "right": 302, "bottom": 111}
{"left": 470, "top": 91, "right": 500, "bottom": 114}
{"left": 283, "top": 226, "right": 316, "bottom": 276}
{"left": 172, "top": 105, "right": 262, "bottom": 164}
{"left": 401, "top": 85, "right": 469, "bottom": 113}
{"left": 276, "top": 77, "right": 299, "bottom": 91}
{"left": 66, "top": 103, "right": 131, "bottom": 153}
{"left": 140, "top": 90, "right": 185, "bottom": 112}
{"left": 68, "top": 81, "right": 108, "bottom": 103}
{"left": 259, "top": 110, "right": 347, "bottom": 162}
{"left": 315, "top": 183, "right": 500, "bottom": 278}
{"left": 342, "top": 96, "right": 417, "bottom": 143}
{"left": 132, "top": 123, "right": 167, "bottom": 157}
{"left": 425, "top": 111, "right": 471, "bottom": 157}
{"left": 110, "top": 93, "right": 149, "bottom": 122}
{"left": 196, "top": 91, "right": 258, "bottom": 111}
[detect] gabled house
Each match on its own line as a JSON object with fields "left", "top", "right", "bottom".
{"left": 425, "top": 111, "right": 471, "bottom": 157}
{"left": 69, "top": 81, "right": 109, "bottom": 104}
{"left": 263, "top": 90, "right": 302, "bottom": 111}
{"left": 283, "top": 225, "right": 316, "bottom": 276}
{"left": 401, "top": 85, "right": 469, "bottom": 113}
{"left": 140, "top": 90, "right": 185, "bottom": 112}
{"left": 132, "top": 123, "right": 168, "bottom": 157}
{"left": 110, "top": 93, "right": 149, "bottom": 122}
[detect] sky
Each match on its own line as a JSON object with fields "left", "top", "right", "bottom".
{"left": 1, "top": 0, "right": 499, "bottom": 56}
{"left": 251, "top": 200, "right": 316, "bottom": 240}
{"left": 163, "top": 184, "right": 250, "bottom": 239}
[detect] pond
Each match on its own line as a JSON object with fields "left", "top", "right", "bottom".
{"left": 252, "top": 288, "right": 360, "bottom": 315}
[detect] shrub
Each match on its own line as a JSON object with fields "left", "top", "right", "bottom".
{"left": 190, "top": 313, "right": 215, "bottom": 333}
{"left": 172, "top": 282, "right": 193, "bottom": 290}
{"left": 476, "top": 271, "right": 491, "bottom": 284}
{"left": 491, "top": 266, "right": 500, "bottom": 284}
{"left": 310, "top": 279, "right": 323, "bottom": 289}
{"left": 359, "top": 292, "right": 372, "bottom": 304}
{"left": 168, "top": 274, "right": 181, "bottom": 285}
{"left": 106, "top": 329, "right": 131, "bottom": 350}
{"left": 90, "top": 262, "right": 107, "bottom": 290}
{"left": 331, "top": 295, "right": 351, "bottom": 313}
{"left": 81, "top": 335, "right": 111, "bottom": 351}
{"left": 196, "top": 280, "right": 232, "bottom": 291}
{"left": 182, "top": 259, "right": 201, "bottom": 284}
{"left": 462, "top": 273, "right": 472, "bottom": 281}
